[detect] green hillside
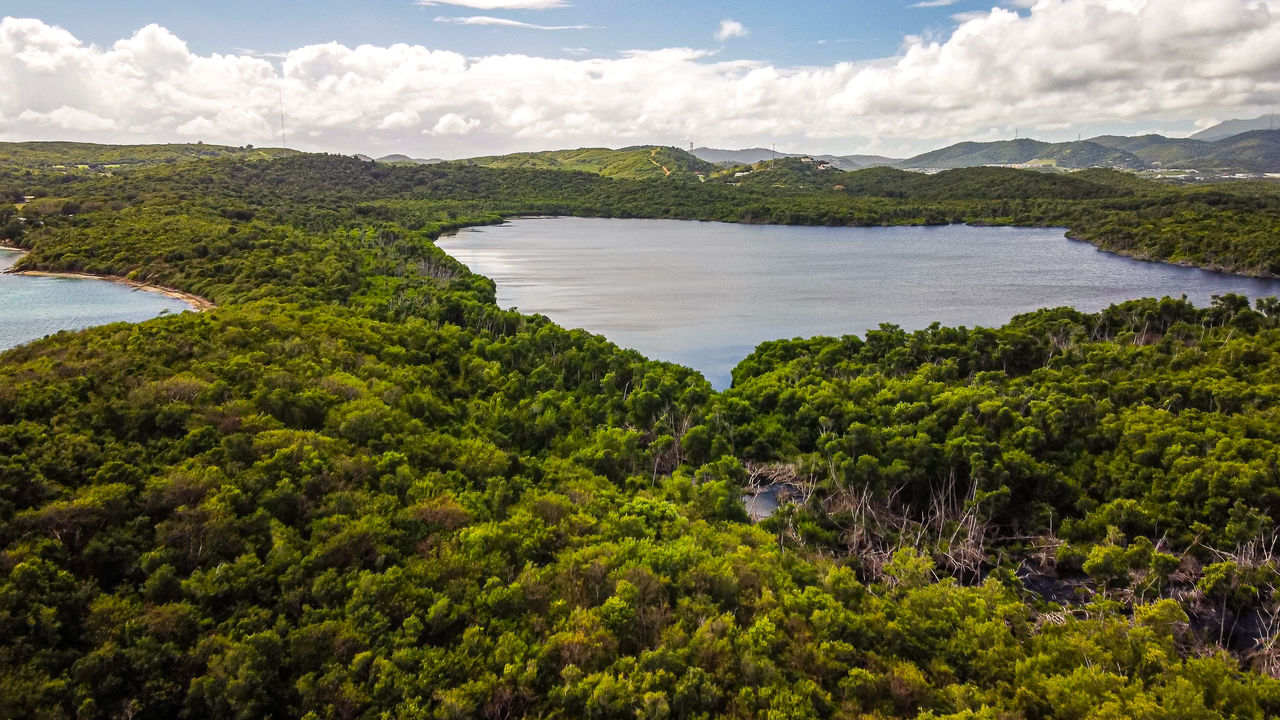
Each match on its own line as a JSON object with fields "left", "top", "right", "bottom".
{"left": 0, "top": 141, "right": 292, "bottom": 173}
{"left": 716, "top": 157, "right": 845, "bottom": 189}
{"left": 457, "top": 133, "right": 1280, "bottom": 182}
{"left": 1090, "top": 131, "right": 1280, "bottom": 173}
{"left": 1087, "top": 133, "right": 1202, "bottom": 154}
{"left": 2, "top": 147, "right": 1280, "bottom": 719}
{"left": 0, "top": 142, "right": 296, "bottom": 204}
{"left": 458, "top": 146, "right": 715, "bottom": 181}
{"left": 723, "top": 161, "right": 1121, "bottom": 200}
{"left": 896, "top": 131, "right": 1280, "bottom": 174}
{"left": 1170, "top": 130, "right": 1280, "bottom": 173}
{"left": 897, "top": 138, "right": 1050, "bottom": 168}
{"left": 2, "top": 147, "right": 1280, "bottom": 717}
{"left": 897, "top": 138, "right": 1144, "bottom": 171}
{"left": 1032, "top": 141, "right": 1145, "bottom": 169}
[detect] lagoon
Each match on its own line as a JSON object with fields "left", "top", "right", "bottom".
{"left": 0, "top": 249, "right": 195, "bottom": 352}
{"left": 438, "top": 218, "right": 1280, "bottom": 389}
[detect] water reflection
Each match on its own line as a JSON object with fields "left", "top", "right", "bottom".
{"left": 439, "top": 218, "right": 1280, "bottom": 389}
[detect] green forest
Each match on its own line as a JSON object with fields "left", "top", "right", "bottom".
{"left": 3, "top": 143, "right": 1280, "bottom": 719}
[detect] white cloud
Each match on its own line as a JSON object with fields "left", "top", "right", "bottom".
{"left": 18, "top": 106, "right": 116, "bottom": 131}
{"left": 429, "top": 113, "right": 481, "bottom": 135}
{"left": 3, "top": 3, "right": 1280, "bottom": 157}
{"left": 415, "top": 0, "right": 568, "bottom": 8}
{"left": 716, "top": 19, "right": 748, "bottom": 41}
{"left": 174, "top": 115, "right": 218, "bottom": 136}
{"left": 233, "top": 47, "right": 289, "bottom": 60}
{"left": 175, "top": 108, "right": 272, "bottom": 138}
{"left": 379, "top": 109, "right": 422, "bottom": 130}
{"left": 433, "top": 15, "right": 592, "bottom": 29}
{"left": 911, "top": 0, "right": 962, "bottom": 7}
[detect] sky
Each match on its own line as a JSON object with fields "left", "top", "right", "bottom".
{"left": 1, "top": 0, "right": 1279, "bottom": 159}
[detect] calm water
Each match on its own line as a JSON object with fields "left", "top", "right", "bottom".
{"left": 437, "top": 218, "right": 1280, "bottom": 388}
{"left": 0, "top": 249, "right": 195, "bottom": 352}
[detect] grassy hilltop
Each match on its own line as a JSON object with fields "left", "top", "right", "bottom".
{"left": 459, "top": 146, "right": 716, "bottom": 181}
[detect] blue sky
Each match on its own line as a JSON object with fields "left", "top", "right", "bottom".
{"left": 10, "top": 0, "right": 966, "bottom": 66}
{"left": 1, "top": 0, "right": 1277, "bottom": 158}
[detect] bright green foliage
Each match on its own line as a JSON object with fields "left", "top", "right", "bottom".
{"left": 459, "top": 146, "right": 716, "bottom": 181}
{"left": 1, "top": 147, "right": 1279, "bottom": 718}
{"left": 721, "top": 297, "right": 1280, "bottom": 549}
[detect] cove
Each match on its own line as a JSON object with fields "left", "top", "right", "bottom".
{"left": 437, "top": 218, "right": 1280, "bottom": 389}
{"left": 0, "top": 249, "right": 197, "bottom": 352}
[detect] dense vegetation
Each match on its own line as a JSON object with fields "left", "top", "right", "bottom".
{"left": 2, "top": 143, "right": 1280, "bottom": 718}
{"left": 8, "top": 144, "right": 1280, "bottom": 276}
{"left": 460, "top": 147, "right": 716, "bottom": 182}
{"left": 895, "top": 139, "right": 1144, "bottom": 171}
{"left": 894, "top": 130, "right": 1280, "bottom": 174}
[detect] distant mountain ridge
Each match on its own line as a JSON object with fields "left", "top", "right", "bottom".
{"left": 1191, "top": 114, "right": 1279, "bottom": 142}
{"left": 896, "top": 138, "right": 1143, "bottom": 171}
{"left": 895, "top": 130, "right": 1280, "bottom": 174}
{"left": 376, "top": 154, "right": 444, "bottom": 165}
{"left": 450, "top": 128, "right": 1280, "bottom": 181}
{"left": 1089, "top": 130, "right": 1280, "bottom": 173}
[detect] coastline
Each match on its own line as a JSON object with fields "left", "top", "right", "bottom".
{"left": 1061, "top": 230, "right": 1280, "bottom": 281}
{"left": 438, "top": 215, "right": 1279, "bottom": 281}
{"left": 5, "top": 265, "right": 215, "bottom": 311}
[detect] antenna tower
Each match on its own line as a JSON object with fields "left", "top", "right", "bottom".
{"left": 278, "top": 87, "right": 287, "bottom": 148}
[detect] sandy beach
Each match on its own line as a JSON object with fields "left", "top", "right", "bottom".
{"left": 4, "top": 262, "right": 215, "bottom": 312}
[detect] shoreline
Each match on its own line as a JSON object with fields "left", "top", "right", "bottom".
{"left": 439, "top": 215, "right": 1279, "bottom": 282}
{"left": 1061, "top": 230, "right": 1280, "bottom": 281}
{"left": 4, "top": 265, "right": 215, "bottom": 311}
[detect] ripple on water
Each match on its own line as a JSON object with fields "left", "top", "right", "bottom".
{"left": 438, "top": 218, "right": 1280, "bottom": 389}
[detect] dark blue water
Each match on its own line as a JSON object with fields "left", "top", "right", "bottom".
{"left": 0, "top": 249, "right": 196, "bottom": 352}
{"left": 437, "top": 218, "right": 1280, "bottom": 388}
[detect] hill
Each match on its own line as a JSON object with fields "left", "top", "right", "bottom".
{"left": 837, "top": 153, "right": 899, "bottom": 168}
{"left": 1091, "top": 130, "right": 1280, "bottom": 173}
{"left": 0, "top": 141, "right": 291, "bottom": 172}
{"left": 1086, "top": 133, "right": 1200, "bottom": 154}
{"left": 692, "top": 146, "right": 786, "bottom": 165}
{"left": 1192, "top": 114, "right": 1279, "bottom": 141}
{"left": 691, "top": 128, "right": 1280, "bottom": 179}
{"left": 1158, "top": 129, "right": 1280, "bottom": 173}
{"left": 0, "top": 141, "right": 297, "bottom": 202}
{"left": 459, "top": 146, "right": 715, "bottom": 180}
{"left": 693, "top": 147, "right": 897, "bottom": 170}
{"left": 845, "top": 164, "right": 1119, "bottom": 199}
{"left": 724, "top": 159, "right": 1119, "bottom": 200}
{"left": 897, "top": 138, "right": 1144, "bottom": 171}
{"left": 894, "top": 132, "right": 1280, "bottom": 174}
{"left": 375, "top": 154, "right": 444, "bottom": 165}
